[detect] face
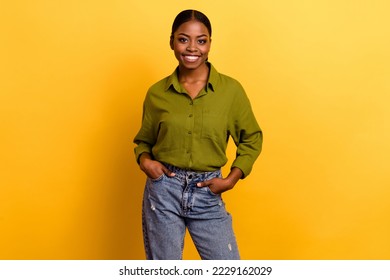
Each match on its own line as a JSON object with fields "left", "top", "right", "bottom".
{"left": 170, "top": 20, "right": 211, "bottom": 70}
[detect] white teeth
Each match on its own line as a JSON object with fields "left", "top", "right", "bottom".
{"left": 184, "top": 56, "right": 199, "bottom": 62}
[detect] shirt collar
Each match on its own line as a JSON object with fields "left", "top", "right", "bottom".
{"left": 164, "top": 62, "right": 218, "bottom": 93}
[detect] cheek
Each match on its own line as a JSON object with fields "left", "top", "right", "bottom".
{"left": 173, "top": 50, "right": 183, "bottom": 61}
{"left": 201, "top": 46, "right": 211, "bottom": 54}
{"left": 173, "top": 47, "right": 182, "bottom": 56}
{"left": 201, "top": 42, "right": 211, "bottom": 51}
{"left": 173, "top": 43, "right": 185, "bottom": 53}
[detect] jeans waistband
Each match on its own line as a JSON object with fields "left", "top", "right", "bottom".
{"left": 163, "top": 162, "right": 221, "bottom": 178}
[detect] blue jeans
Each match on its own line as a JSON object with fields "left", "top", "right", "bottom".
{"left": 142, "top": 163, "right": 240, "bottom": 260}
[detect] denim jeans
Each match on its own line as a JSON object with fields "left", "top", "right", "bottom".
{"left": 142, "top": 163, "right": 240, "bottom": 260}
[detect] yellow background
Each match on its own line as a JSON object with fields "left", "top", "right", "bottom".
{"left": 1, "top": 0, "right": 389, "bottom": 259}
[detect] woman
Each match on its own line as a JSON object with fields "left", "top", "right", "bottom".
{"left": 134, "top": 9, "right": 262, "bottom": 260}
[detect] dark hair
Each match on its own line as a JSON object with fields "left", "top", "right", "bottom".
{"left": 170, "top": 10, "right": 212, "bottom": 41}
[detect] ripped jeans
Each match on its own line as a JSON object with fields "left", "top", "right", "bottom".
{"left": 142, "top": 163, "right": 240, "bottom": 260}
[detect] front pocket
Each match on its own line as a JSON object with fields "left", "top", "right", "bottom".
{"left": 146, "top": 173, "right": 168, "bottom": 201}
{"left": 206, "top": 186, "right": 219, "bottom": 196}
{"left": 150, "top": 173, "right": 165, "bottom": 182}
{"left": 201, "top": 109, "right": 227, "bottom": 141}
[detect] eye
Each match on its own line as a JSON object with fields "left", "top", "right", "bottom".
{"left": 198, "top": 39, "right": 207, "bottom": 45}
{"left": 178, "top": 37, "right": 188, "bottom": 43}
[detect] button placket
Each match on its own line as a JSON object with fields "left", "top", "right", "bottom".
{"left": 184, "top": 99, "right": 195, "bottom": 156}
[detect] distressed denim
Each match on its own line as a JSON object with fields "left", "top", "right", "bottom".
{"left": 142, "top": 163, "right": 240, "bottom": 260}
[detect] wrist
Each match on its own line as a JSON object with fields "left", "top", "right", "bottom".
{"left": 139, "top": 153, "right": 152, "bottom": 170}
{"left": 139, "top": 152, "right": 152, "bottom": 161}
{"left": 226, "top": 167, "right": 243, "bottom": 188}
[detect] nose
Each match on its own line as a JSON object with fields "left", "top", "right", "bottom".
{"left": 186, "top": 41, "right": 197, "bottom": 52}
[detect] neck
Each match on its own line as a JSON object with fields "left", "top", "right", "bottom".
{"left": 178, "top": 62, "right": 209, "bottom": 83}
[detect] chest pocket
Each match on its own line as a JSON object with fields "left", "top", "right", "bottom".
{"left": 201, "top": 109, "right": 228, "bottom": 141}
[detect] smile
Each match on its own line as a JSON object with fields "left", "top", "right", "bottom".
{"left": 183, "top": 55, "right": 200, "bottom": 62}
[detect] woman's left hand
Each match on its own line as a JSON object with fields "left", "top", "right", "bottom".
{"left": 196, "top": 178, "right": 234, "bottom": 194}
{"left": 196, "top": 167, "right": 243, "bottom": 194}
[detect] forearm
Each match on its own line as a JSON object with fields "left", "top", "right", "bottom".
{"left": 226, "top": 167, "right": 243, "bottom": 189}
{"left": 232, "top": 130, "right": 262, "bottom": 178}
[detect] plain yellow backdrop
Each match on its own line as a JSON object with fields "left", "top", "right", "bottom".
{"left": 1, "top": 0, "right": 389, "bottom": 259}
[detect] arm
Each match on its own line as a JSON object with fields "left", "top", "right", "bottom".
{"left": 134, "top": 90, "right": 176, "bottom": 179}
{"left": 229, "top": 84, "right": 263, "bottom": 178}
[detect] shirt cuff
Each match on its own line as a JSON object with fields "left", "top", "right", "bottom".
{"left": 231, "top": 157, "right": 254, "bottom": 179}
{"left": 134, "top": 143, "right": 153, "bottom": 164}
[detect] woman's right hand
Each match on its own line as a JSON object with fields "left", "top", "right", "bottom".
{"left": 139, "top": 153, "right": 175, "bottom": 180}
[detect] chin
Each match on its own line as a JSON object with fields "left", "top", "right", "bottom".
{"left": 180, "top": 61, "right": 205, "bottom": 70}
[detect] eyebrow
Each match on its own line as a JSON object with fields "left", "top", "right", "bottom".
{"left": 177, "top": 33, "right": 208, "bottom": 38}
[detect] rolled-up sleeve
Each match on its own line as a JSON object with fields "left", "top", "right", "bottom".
{"left": 229, "top": 85, "right": 263, "bottom": 178}
{"left": 133, "top": 92, "right": 156, "bottom": 163}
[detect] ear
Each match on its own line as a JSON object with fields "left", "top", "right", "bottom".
{"left": 169, "top": 36, "right": 174, "bottom": 50}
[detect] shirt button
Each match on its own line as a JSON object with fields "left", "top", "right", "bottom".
{"left": 188, "top": 131, "right": 192, "bottom": 134}
{"left": 189, "top": 101, "right": 193, "bottom": 105}
{"left": 189, "top": 114, "right": 193, "bottom": 117}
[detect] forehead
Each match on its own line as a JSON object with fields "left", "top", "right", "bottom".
{"left": 174, "top": 20, "right": 210, "bottom": 36}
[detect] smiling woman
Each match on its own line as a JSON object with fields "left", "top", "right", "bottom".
{"left": 170, "top": 11, "right": 212, "bottom": 98}
{"left": 1, "top": 0, "right": 389, "bottom": 261}
{"left": 133, "top": 9, "right": 263, "bottom": 260}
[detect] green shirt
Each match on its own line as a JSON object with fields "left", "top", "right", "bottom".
{"left": 133, "top": 63, "right": 262, "bottom": 178}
